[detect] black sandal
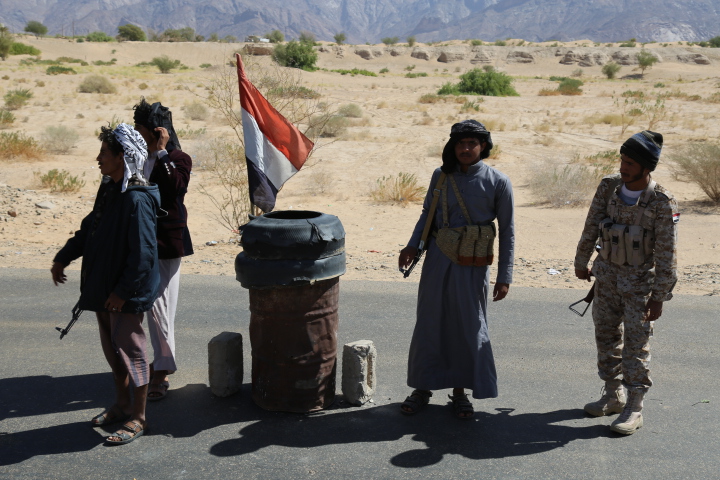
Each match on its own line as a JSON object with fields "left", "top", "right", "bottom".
{"left": 400, "top": 389, "right": 432, "bottom": 415}
{"left": 448, "top": 393, "right": 474, "bottom": 419}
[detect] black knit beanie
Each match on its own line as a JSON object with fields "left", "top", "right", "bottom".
{"left": 133, "top": 97, "right": 182, "bottom": 151}
{"left": 620, "top": 130, "right": 663, "bottom": 171}
{"left": 441, "top": 119, "right": 494, "bottom": 173}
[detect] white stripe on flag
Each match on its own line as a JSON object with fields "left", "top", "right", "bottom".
{"left": 242, "top": 108, "right": 298, "bottom": 189}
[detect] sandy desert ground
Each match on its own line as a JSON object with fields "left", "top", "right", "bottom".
{"left": 0, "top": 36, "right": 718, "bottom": 297}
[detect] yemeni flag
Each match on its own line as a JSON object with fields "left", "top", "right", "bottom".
{"left": 235, "top": 53, "right": 314, "bottom": 213}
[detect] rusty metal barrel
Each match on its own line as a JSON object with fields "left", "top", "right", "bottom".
{"left": 235, "top": 210, "right": 345, "bottom": 413}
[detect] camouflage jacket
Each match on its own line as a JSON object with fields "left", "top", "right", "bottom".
{"left": 574, "top": 173, "right": 679, "bottom": 302}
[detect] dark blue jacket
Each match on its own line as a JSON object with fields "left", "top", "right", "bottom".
{"left": 54, "top": 179, "right": 161, "bottom": 313}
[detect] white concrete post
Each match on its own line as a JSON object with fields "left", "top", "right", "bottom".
{"left": 208, "top": 331, "right": 243, "bottom": 397}
{"left": 342, "top": 340, "right": 376, "bottom": 405}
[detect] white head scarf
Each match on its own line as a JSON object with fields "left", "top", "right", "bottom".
{"left": 113, "top": 123, "right": 148, "bottom": 193}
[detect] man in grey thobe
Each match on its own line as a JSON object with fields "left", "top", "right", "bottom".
{"left": 398, "top": 120, "right": 515, "bottom": 419}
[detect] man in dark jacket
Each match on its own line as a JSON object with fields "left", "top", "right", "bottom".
{"left": 52, "top": 123, "right": 160, "bottom": 445}
{"left": 133, "top": 98, "right": 193, "bottom": 400}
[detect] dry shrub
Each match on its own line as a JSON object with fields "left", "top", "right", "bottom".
{"left": 426, "top": 144, "right": 443, "bottom": 157}
{"left": 184, "top": 101, "right": 208, "bottom": 121}
{"left": 535, "top": 136, "right": 555, "bottom": 147}
{"left": 529, "top": 161, "right": 613, "bottom": 207}
{"left": 539, "top": 88, "right": 561, "bottom": 96}
{"left": 419, "top": 94, "right": 445, "bottom": 104}
{"left": 535, "top": 123, "right": 551, "bottom": 133}
{"left": 196, "top": 139, "right": 251, "bottom": 231}
{"left": 669, "top": 142, "right": 720, "bottom": 202}
{"left": 41, "top": 126, "right": 80, "bottom": 154}
{"left": 349, "top": 117, "right": 372, "bottom": 127}
{"left": 584, "top": 113, "right": 623, "bottom": 126}
{"left": 416, "top": 115, "right": 433, "bottom": 126}
{"left": 370, "top": 172, "right": 425, "bottom": 205}
{"left": 377, "top": 101, "right": 388, "bottom": 108}
{"left": 0, "top": 131, "right": 44, "bottom": 160}
{"left": 78, "top": 75, "right": 117, "bottom": 94}
{"left": 308, "top": 169, "right": 334, "bottom": 194}
{"left": 307, "top": 114, "right": 348, "bottom": 138}
{"left": 487, "top": 144, "right": 502, "bottom": 160}
{"left": 34, "top": 169, "right": 86, "bottom": 192}
{"left": 4, "top": 88, "right": 32, "bottom": 110}
{"left": 482, "top": 119, "right": 506, "bottom": 132}
{"left": 337, "top": 103, "right": 362, "bottom": 118}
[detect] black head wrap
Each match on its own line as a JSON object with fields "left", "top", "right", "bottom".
{"left": 133, "top": 97, "right": 181, "bottom": 151}
{"left": 441, "top": 119, "right": 494, "bottom": 173}
{"left": 620, "top": 130, "right": 663, "bottom": 171}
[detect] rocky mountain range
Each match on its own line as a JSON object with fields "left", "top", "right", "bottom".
{"left": 1, "top": 0, "right": 719, "bottom": 44}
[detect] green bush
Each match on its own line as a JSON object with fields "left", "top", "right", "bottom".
{"left": 405, "top": 72, "right": 428, "bottom": 78}
{"left": 4, "top": 88, "right": 33, "bottom": 110}
{"left": 78, "top": 75, "right": 117, "bottom": 94}
{"left": 381, "top": 37, "right": 399, "bottom": 45}
{"left": 86, "top": 31, "right": 114, "bottom": 42}
{"left": 46, "top": 66, "right": 77, "bottom": 75}
{"left": 379, "top": 67, "right": 389, "bottom": 74}
{"left": 407, "top": 36, "right": 416, "bottom": 47}
{"left": 438, "top": 67, "right": 519, "bottom": 97}
{"left": 333, "top": 32, "right": 346, "bottom": 45}
{"left": 41, "top": 126, "right": 80, "bottom": 154}
{"left": 470, "top": 39, "right": 483, "bottom": 46}
{"left": 117, "top": 24, "right": 146, "bottom": 42}
{"left": 35, "top": 169, "right": 85, "bottom": 192}
{"left": 0, "top": 109, "right": 15, "bottom": 129}
{"left": 557, "top": 78, "right": 583, "bottom": 95}
{"left": 92, "top": 59, "right": 117, "bottom": 66}
{"left": 709, "top": 36, "right": 720, "bottom": 48}
{"left": 494, "top": 40, "right": 507, "bottom": 46}
{"left": 9, "top": 42, "right": 41, "bottom": 56}
{"left": 272, "top": 40, "right": 318, "bottom": 70}
{"left": 602, "top": 61, "right": 621, "bottom": 79}
{"left": 200, "top": 63, "right": 212, "bottom": 68}
{"left": 299, "top": 31, "right": 316, "bottom": 45}
{"left": 151, "top": 55, "right": 182, "bottom": 73}
{"left": 619, "top": 38, "right": 637, "bottom": 47}
{"left": 266, "top": 30, "right": 284, "bottom": 43}
{"left": 266, "top": 85, "right": 320, "bottom": 99}
{"left": 330, "top": 68, "right": 377, "bottom": 77}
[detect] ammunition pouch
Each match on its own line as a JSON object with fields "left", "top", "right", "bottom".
{"left": 435, "top": 223, "right": 496, "bottom": 266}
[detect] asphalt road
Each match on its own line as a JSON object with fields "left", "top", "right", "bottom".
{"left": 0, "top": 268, "right": 718, "bottom": 479}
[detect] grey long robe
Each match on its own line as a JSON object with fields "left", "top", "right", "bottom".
{"left": 406, "top": 162, "right": 514, "bottom": 399}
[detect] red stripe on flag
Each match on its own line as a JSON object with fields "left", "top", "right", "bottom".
{"left": 235, "top": 54, "right": 313, "bottom": 170}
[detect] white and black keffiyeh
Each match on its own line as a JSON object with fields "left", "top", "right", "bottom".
{"left": 113, "top": 123, "right": 148, "bottom": 192}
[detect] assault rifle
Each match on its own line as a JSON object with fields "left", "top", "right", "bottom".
{"left": 56, "top": 302, "right": 83, "bottom": 339}
{"left": 399, "top": 173, "right": 447, "bottom": 279}
{"left": 569, "top": 281, "right": 595, "bottom": 317}
{"left": 400, "top": 241, "right": 426, "bottom": 278}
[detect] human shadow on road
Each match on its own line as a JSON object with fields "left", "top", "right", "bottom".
{"left": 210, "top": 402, "right": 610, "bottom": 467}
{"left": 1, "top": 375, "right": 609, "bottom": 468}
{"left": 0, "top": 376, "right": 250, "bottom": 465}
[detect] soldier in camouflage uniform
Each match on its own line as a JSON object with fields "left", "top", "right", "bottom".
{"left": 574, "top": 131, "right": 678, "bottom": 435}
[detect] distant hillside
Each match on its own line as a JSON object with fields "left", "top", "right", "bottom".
{"left": 1, "top": 0, "right": 719, "bottom": 44}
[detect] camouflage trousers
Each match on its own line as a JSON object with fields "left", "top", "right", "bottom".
{"left": 591, "top": 260, "right": 654, "bottom": 392}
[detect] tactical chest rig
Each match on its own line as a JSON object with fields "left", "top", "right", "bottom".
{"left": 598, "top": 179, "right": 657, "bottom": 267}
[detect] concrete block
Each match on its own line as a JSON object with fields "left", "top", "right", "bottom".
{"left": 208, "top": 331, "right": 243, "bottom": 397}
{"left": 342, "top": 340, "right": 376, "bottom": 405}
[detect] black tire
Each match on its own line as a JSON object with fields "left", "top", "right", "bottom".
{"left": 235, "top": 251, "right": 346, "bottom": 288}
{"left": 241, "top": 210, "right": 345, "bottom": 261}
